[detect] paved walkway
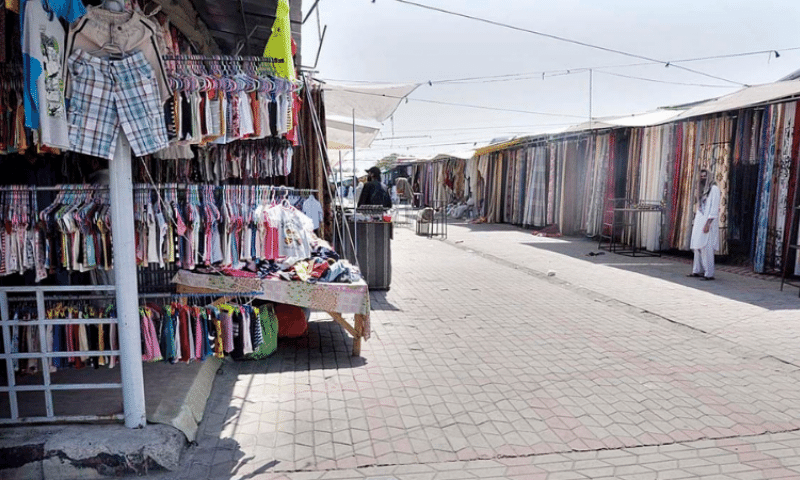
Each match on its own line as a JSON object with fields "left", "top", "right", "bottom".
{"left": 153, "top": 221, "right": 800, "bottom": 480}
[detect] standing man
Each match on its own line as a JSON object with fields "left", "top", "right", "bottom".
{"left": 688, "top": 168, "right": 721, "bottom": 280}
{"left": 358, "top": 166, "right": 392, "bottom": 208}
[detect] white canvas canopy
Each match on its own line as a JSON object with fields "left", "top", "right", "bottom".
{"left": 671, "top": 80, "right": 800, "bottom": 120}
{"left": 321, "top": 81, "right": 418, "bottom": 149}
{"left": 566, "top": 109, "right": 686, "bottom": 132}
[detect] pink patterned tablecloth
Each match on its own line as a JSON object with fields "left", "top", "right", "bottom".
{"left": 172, "top": 270, "right": 371, "bottom": 340}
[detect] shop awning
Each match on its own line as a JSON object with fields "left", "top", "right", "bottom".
{"left": 565, "top": 109, "right": 687, "bottom": 132}
{"left": 672, "top": 80, "right": 800, "bottom": 121}
{"left": 320, "top": 82, "right": 419, "bottom": 150}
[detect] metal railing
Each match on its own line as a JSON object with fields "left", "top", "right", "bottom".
{"left": 0, "top": 286, "right": 123, "bottom": 424}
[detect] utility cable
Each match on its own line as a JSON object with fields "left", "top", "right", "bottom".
{"left": 372, "top": 140, "right": 512, "bottom": 149}
{"left": 375, "top": 127, "right": 570, "bottom": 141}
{"left": 320, "top": 47, "right": 800, "bottom": 86}
{"left": 593, "top": 70, "right": 737, "bottom": 88}
{"left": 429, "top": 47, "right": 800, "bottom": 85}
{"left": 392, "top": 0, "right": 749, "bottom": 87}
{"left": 327, "top": 87, "right": 588, "bottom": 118}
{"left": 386, "top": 122, "right": 576, "bottom": 134}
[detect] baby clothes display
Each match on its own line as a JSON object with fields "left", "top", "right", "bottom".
{"left": 160, "top": 185, "right": 317, "bottom": 269}
{"left": 8, "top": 302, "right": 117, "bottom": 374}
{"left": 163, "top": 56, "right": 294, "bottom": 147}
{"left": 6, "top": 298, "right": 279, "bottom": 376}
{"left": 198, "top": 138, "right": 294, "bottom": 180}
{"left": 302, "top": 195, "right": 324, "bottom": 231}
{"left": 140, "top": 301, "right": 277, "bottom": 363}
{"left": 0, "top": 184, "right": 333, "bottom": 283}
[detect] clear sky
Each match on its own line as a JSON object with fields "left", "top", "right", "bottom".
{"left": 300, "top": 0, "right": 800, "bottom": 171}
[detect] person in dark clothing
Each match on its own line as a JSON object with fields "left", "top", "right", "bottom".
{"left": 358, "top": 166, "right": 392, "bottom": 208}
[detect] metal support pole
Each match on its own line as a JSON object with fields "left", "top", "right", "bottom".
{"left": 353, "top": 109, "right": 358, "bottom": 255}
{"left": 589, "top": 69, "right": 593, "bottom": 130}
{"left": 339, "top": 150, "right": 345, "bottom": 244}
{"left": 109, "top": 131, "right": 146, "bottom": 428}
{"left": 238, "top": 0, "right": 251, "bottom": 56}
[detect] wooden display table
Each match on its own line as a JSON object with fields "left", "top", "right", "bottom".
{"left": 172, "top": 270, "right": 370, "bottom": 356}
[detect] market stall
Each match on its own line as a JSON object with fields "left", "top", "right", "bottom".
{"left": 172, "top": 270, "right": 370, "bottom": 356}
{"left": 0, "top": 0, "right": 347, "bottom": 430}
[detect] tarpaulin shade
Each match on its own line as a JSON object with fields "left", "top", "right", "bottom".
{"left": 321, "top": 82, "right": 418, "bottom": 149}
{"left": 672, "top": 80, "right": 800, "bottom": 121}
{"left": 565, "top": 109, "right": 686, "bottom": 132}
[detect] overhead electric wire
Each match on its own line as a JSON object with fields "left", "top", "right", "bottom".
{"left": 374, "top": 135, "right": 432, "bottom": 140}
{"left": 374, "top": 132, "right": 513, "bottom": 141}
{"left": 373, "top": 140, "right": 495, "bottom": 149}
{"left": 327, "top": 87, "right": 588, "bottom": 118}
{"left": 432, "top": 67, "right": 726, "bottom": 86}
{"left": 429, "top": 47, "right": 800, "bottom": 85}
{"left": 593, "top": 70, "right": 737, "bottom": 88}
{"left": 392, "top": 0, "right": 749, "bottom": 86}
{"left": 408, "top": 96, "right": 587, "bottom": 117}
{"left": 374, "top": 132, "right": 554, "bottom": 143}
{"left": 673, "top": 47, "right": 800, "bottom": 63}
{"left": 321, "top": 45, "right": 800, "bottom": 86}
{"left": 376, "top": 125, "right": 573, "bottom": 139}
{"left": 389, "top": 122, "right": 576, "bottom": 133}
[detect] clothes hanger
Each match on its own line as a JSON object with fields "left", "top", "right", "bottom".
{"left": 85, "top": 2, "right": 128, "bottom": 59}
{"left": 88, "top": 36, "right": 125, "bottom": 60}
{"left": 101, "top": 0, "right": 125, "bottom": 13}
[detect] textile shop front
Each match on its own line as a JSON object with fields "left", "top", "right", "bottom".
{"left": 458, "top": 82, "right": 800, "bottom": 279}
{"left": 0, "top": 0, "right": 370, "bottom": 439}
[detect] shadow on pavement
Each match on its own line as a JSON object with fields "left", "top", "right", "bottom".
{"left": 436, "top": 219, "right": 797, "bottom": 311}
{"left": 516, "top": 235, "right": 799, "bottom": 311}
{"left": 162, "top": 318, "right": 368, "bottom": 479}
{"left": 262, "top": 321, "right": 368, "bottom": 371}
{"left": 369, "top": 290, "right": 402, "bottom": 311}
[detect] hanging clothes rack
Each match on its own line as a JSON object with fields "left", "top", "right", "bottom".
{"left": 14, "top": 184, "right": 315, "bottom": 193}
{"left": 162, "top": 55, "right": 284, "bottom": 64}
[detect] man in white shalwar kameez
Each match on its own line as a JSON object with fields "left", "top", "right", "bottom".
{"left": 688, "top": 169, "right": 720, "bottom": 280}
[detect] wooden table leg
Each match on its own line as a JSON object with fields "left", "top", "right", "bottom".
{"left": 352, "top": 314, "right": 364, "bottom": 357}
{"left": 327, "top": 311, "right": 362, "bottom": 357}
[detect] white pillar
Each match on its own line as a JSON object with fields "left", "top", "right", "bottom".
{"left": 109, "top": 131, "right": 146, "bottom": 428}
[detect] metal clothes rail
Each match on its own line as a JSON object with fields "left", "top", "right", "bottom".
{"left": 162, "top": 54, "right": 281, "bottom": 63}
{"left": 6, "top": 184, "right": 317, "bottom": 194}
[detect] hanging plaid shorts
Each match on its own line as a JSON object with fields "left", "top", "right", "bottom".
{"left": 67, "top": 49, "right": 168, "bottom": 160}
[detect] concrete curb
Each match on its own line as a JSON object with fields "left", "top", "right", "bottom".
{"left": 0, "top": 424, "right": 186, "bottom": 479}
{"left": 148, "top": 356, "right": 223, "bottom": 442}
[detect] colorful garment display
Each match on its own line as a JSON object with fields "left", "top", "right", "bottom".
{"left": 0, "top": 184, "right": 330, "bottom": 280}
{"left": 6, "top": 298, "right": 279, "bottom": 376}
{"left": 8, "top": 302, "right": 116, "bottom": 373}
{"left": 444, "top": 101, "right": 800, "bottom": 274}
{"left": 162, "top": 56, "right": 294, "bottom": 147}
{"left": 21, "top": 0, "right": 85, "bottom": 146}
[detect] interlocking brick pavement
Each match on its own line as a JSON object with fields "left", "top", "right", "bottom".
{"left": 152, "top": 221, "right": 800, "bottom": 480}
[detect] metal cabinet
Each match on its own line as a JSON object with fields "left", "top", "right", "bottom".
{"left": 334, "top": 217, "right": 393, "bottom": 290}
